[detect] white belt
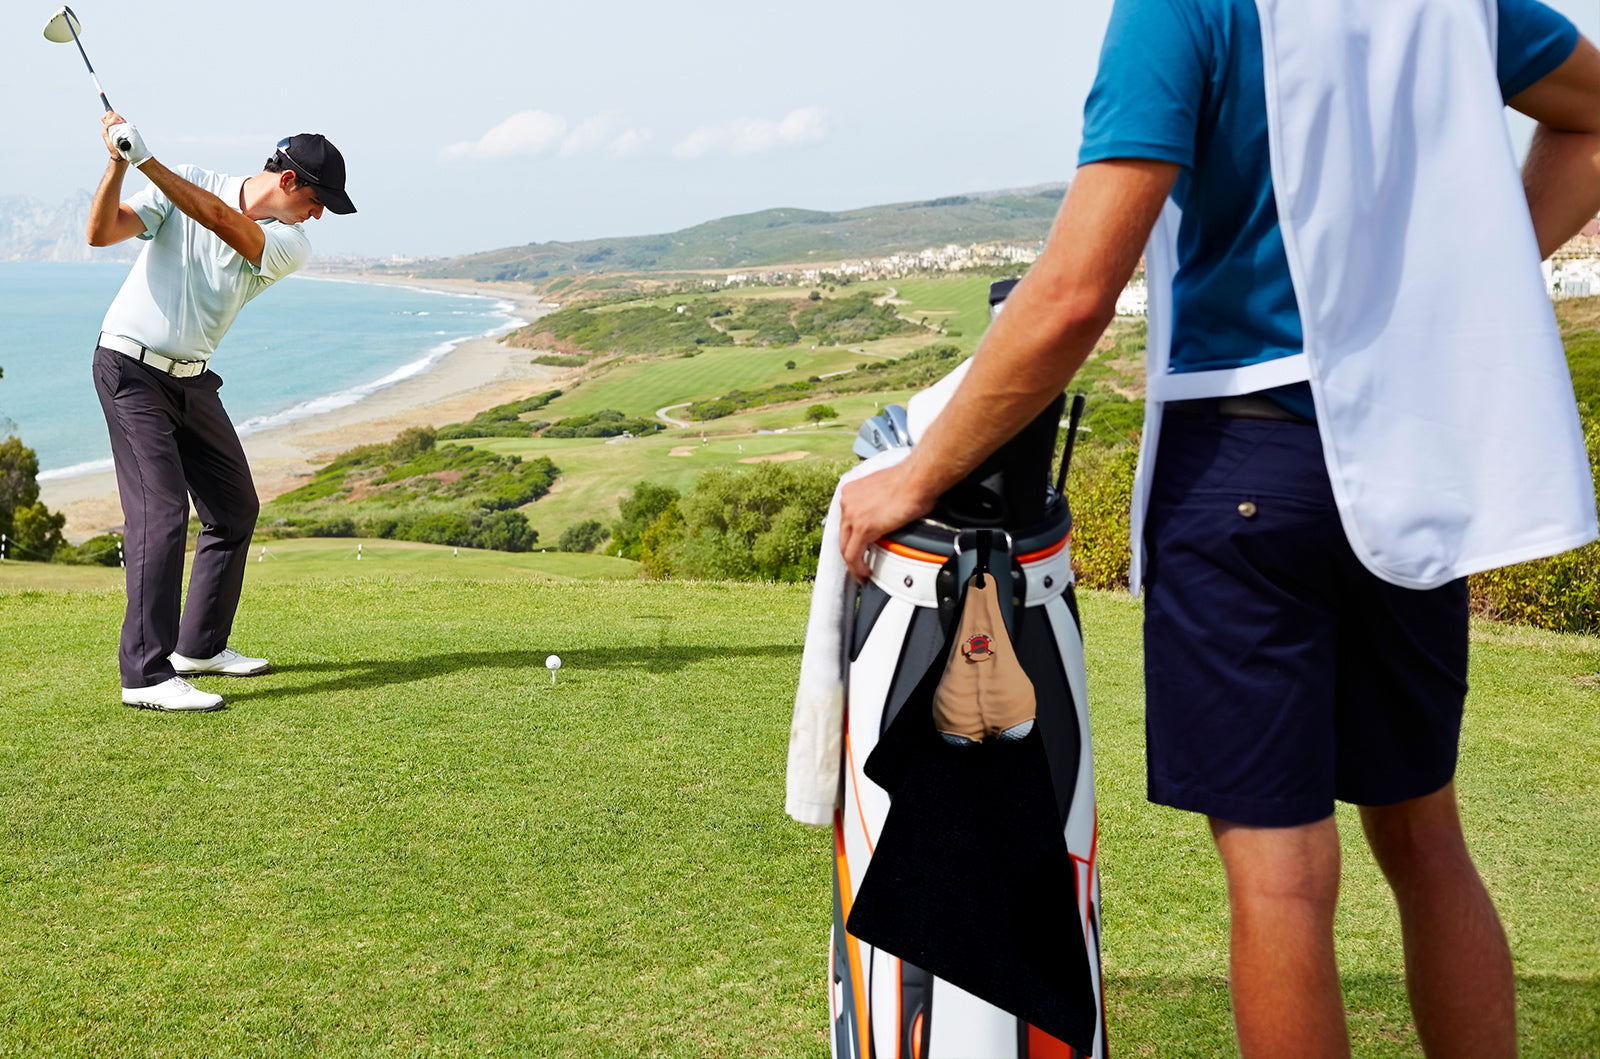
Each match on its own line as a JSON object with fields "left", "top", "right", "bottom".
{"left": 99, "top": 332, "right": 208, "bottom": 379}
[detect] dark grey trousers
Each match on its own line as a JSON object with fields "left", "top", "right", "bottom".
{"left": 92, "top": 347, "right": 259, "bottom": 688}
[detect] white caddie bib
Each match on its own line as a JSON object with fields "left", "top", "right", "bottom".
{"left": 1131, "top": 0, "right": 1596, "bottom": 593}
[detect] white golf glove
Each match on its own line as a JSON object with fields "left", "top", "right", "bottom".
{"left": 108, "top": 122, "right": 152, "bottom": 168}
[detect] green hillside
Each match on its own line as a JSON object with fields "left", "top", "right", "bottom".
{"left": 411, "top": 186, "right": 1065, "bottom": 282}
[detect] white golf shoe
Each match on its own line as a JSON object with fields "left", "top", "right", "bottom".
{"left": 170, "top": 647, "right": 271, "bottom": 677}
{"left": 122, "top": 677, "right": 224, "bottom": 713}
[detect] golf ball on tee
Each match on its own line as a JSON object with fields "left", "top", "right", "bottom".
{"left": 546, "top": 655, "right": 561, "bottom": 671}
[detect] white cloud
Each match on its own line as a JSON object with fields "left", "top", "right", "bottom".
{"left": 606, "top": 129, "right": 650, "bottom": 157}
{"left": 443, "top": 111, "right": 654, "bottom": 162}
{"left": 441, "top": 110, "right": 568, "bottom": 161}
{"left": 560, "top": 115, "right": 614, "bottom": 157}
{"left": 673, "top": 107, "right": 828, "bottom": 159}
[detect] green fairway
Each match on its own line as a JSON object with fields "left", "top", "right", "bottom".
{"left": 0, "top": 567, "right": 1595, "bottom": 1056}
{"left": 886, "top": 274, "right": 1006, "bottom": 352}
{"left": 444, "top": 390, "right": 917, "bottom": 543}
{"left": 466, "top": 427, "right": 860, "bottom": 545}
{"left": 541, "top": 344, "right": 861, "bottom": 421}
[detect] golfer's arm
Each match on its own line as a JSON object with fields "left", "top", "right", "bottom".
{"left": 1510, "top": 34, "right": 1600, "bottom": 259}
{"left": 86, "top": 159, "right": 145, "bottom": 246}
{"left": 137, "top": 159, "right": 266, "bottom": 268}
{"left": 898, "top": 160, "right": 1179, "bottom": 501}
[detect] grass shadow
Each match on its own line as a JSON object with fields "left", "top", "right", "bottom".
{"left": 217, "top": 642, "right": 804, "bottom": 703}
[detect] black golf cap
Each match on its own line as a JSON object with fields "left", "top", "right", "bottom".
{"left": 270, "top": 134, "right": 356, "bottom": 215}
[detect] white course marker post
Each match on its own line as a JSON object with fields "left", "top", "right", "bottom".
{"left": 357, "top": 544, "right": 362, "bottom": 561}
{"left": 1, "top": 532, "right": 7, "bottom": 561}
{"left": 117, "top": 536, "right": 124, "bottom": 569}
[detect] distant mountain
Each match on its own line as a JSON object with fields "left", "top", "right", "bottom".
{"left": 416, "top": 183, "right": 1069, "bottom": 282}
{"left": 0, "top": 191, "right": 138, "bottom": 263}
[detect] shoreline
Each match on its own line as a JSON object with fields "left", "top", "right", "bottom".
{"left": 40, "top": 274, "right": 570, "bottom": 542}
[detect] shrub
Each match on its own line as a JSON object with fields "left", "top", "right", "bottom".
{"left": 388, "top": 426, "right": 435, "bottom": 463}
{"left": 640, "top": 461, "right": 842, "bottom": 581}
{"left": 611, "top": 481, "right": 681, "bottom": 560}
{"left": 58, "top": 532, "right": 123, "bottom": 566}
{"left": 307, "top": 516, "right": 357, "bottom": 538}
{"left": 403, "top": 513, "right": 478, "bottom": 547}
{"left": 476, "top": 510, "right": 537, "bottom": 552}
{"left": 1065, "top": 443, "right": 1139, "bottom": 591}
{"left": 557, "top": 519, "right": 609, "bottom": 553}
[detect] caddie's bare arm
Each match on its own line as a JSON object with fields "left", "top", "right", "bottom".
{"left": 837, "top": 160, "right": 1180, "bottom": 580}
{"left": 86, "top": 116, "right": 145, "bottom": 246}
{"left": 1511, "top": 34, "right": 1600, "bottom": 259}
{"left": 93, "top": 111, "right": 269, "bottom": 268}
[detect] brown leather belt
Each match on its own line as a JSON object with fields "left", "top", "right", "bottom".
{"left": 1166, "top": 394, "right": 1311, "bottom": 423}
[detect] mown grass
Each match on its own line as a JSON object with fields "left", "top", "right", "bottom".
{"left": 538, "top": 344, "right": 863, "bottom": 421}
{"left": 0, "top": 561, "right": 1595, "bottom": 1056}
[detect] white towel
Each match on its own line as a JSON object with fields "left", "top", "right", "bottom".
{"left": 786, "top": 449, "right": 910, "bottom": 826}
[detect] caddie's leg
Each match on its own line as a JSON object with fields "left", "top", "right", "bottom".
{"left": 173, "top": 370, "right": 258, "bottom": 660}
{"left": 1211, "top": 815, "right": 1349, "bottom": 1059}
{"left": 92, "top": 347, "right": 191, "bottom": 688}
{"left": 1360, "top": 784, "right": 1516, "bottom": 1058}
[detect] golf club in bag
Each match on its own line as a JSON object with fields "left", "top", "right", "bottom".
{"left": 43, "top": 6, "right": 130, "bottom": 152}
{"left": 829, "top": 280, "right": 1106, "bottom": 1058}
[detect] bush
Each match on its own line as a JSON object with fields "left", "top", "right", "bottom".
{"left": 476, "top": 510, "right": 537, "bottom": 552}
{"left": 611, "top": 481, "right": 681, "bottom": 560}
{"left": 58, "top": 532, "right": 123, "bottom": 566}
{"left": 639, "top": 461, "right": 843, "bottom": 581}
{"left": 403, "top": 513, "right": 478, "bottom": 548}
{"left": 557, "top": 520, "right": 609, "bottom": 553}
{"left": 306, "top": 516, "right": 357, "bottom": 538}
{"left": 388, "top": 426, "right": 436, "bottom": 463}
{"left": 1065, "top": 442, "right": 1139, "bottom": 591}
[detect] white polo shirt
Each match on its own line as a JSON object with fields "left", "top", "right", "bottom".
{"left": 100, "top": 164, "right": 311, "bottom": 362}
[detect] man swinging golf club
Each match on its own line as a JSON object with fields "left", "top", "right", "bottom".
{"left": 87, "top": 111, "right": 355, "bottom": 712}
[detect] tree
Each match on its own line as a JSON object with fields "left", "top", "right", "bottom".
{"left": 806, "top": 404, "right": 838, "bottom": 422}
{"left": 0, "top": 434, "right": 44, "bottom": 552}
{"left": 11, "top": 502, "right": 66, "bottom": 562}
{"left": 611, "top": 481, "right": 681, "bottom": 560}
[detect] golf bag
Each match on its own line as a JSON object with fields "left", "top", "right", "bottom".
{"left": 829, "top": 282, "right": 1106, "bottom": 1059}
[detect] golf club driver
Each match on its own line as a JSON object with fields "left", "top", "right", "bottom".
{"left": 43, "top": 6, "right": 130, "bottom": 152}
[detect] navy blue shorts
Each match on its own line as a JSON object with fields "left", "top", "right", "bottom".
{"left": 1142, "top": 409, "right": 1468, "bottom": 828}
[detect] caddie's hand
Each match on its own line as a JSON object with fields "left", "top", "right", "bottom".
{"left": 838, "top": 462, "right": 937, "bottom": 581}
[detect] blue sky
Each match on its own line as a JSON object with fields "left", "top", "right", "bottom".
{"left": 5, "top": 0, "right": 1594, "bottom": 259}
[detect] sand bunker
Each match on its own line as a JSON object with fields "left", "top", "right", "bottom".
{"left": 739, "top": 450, "right": 810, "bottom": 464}
{"left": 669, "top": 446, "right": 697, "bottom": 457}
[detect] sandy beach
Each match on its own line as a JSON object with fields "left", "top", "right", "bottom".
{"left": 40, "top": 275, "right": 570, "bottom": 542}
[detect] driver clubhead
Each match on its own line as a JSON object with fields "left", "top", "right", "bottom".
{"left": 853, "top": 415, "right": 901, "bottom": 460}
{"left": 43, "top": 6, "right": 83, "bottom": 43}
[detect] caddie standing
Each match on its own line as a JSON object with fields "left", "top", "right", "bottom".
{"left": 86, "top": 113, "right": 356, "bottom": 712}
{"left": 839, "top": 0, "right": 1598, "bottom": 1054}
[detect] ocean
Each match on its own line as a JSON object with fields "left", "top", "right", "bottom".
{"left": 0, "top": 262, "right": 520, "bottom": 479}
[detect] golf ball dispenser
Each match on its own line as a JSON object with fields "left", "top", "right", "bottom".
{"left": 828, "top": 282, "right": 1106, "bottom": 1059}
